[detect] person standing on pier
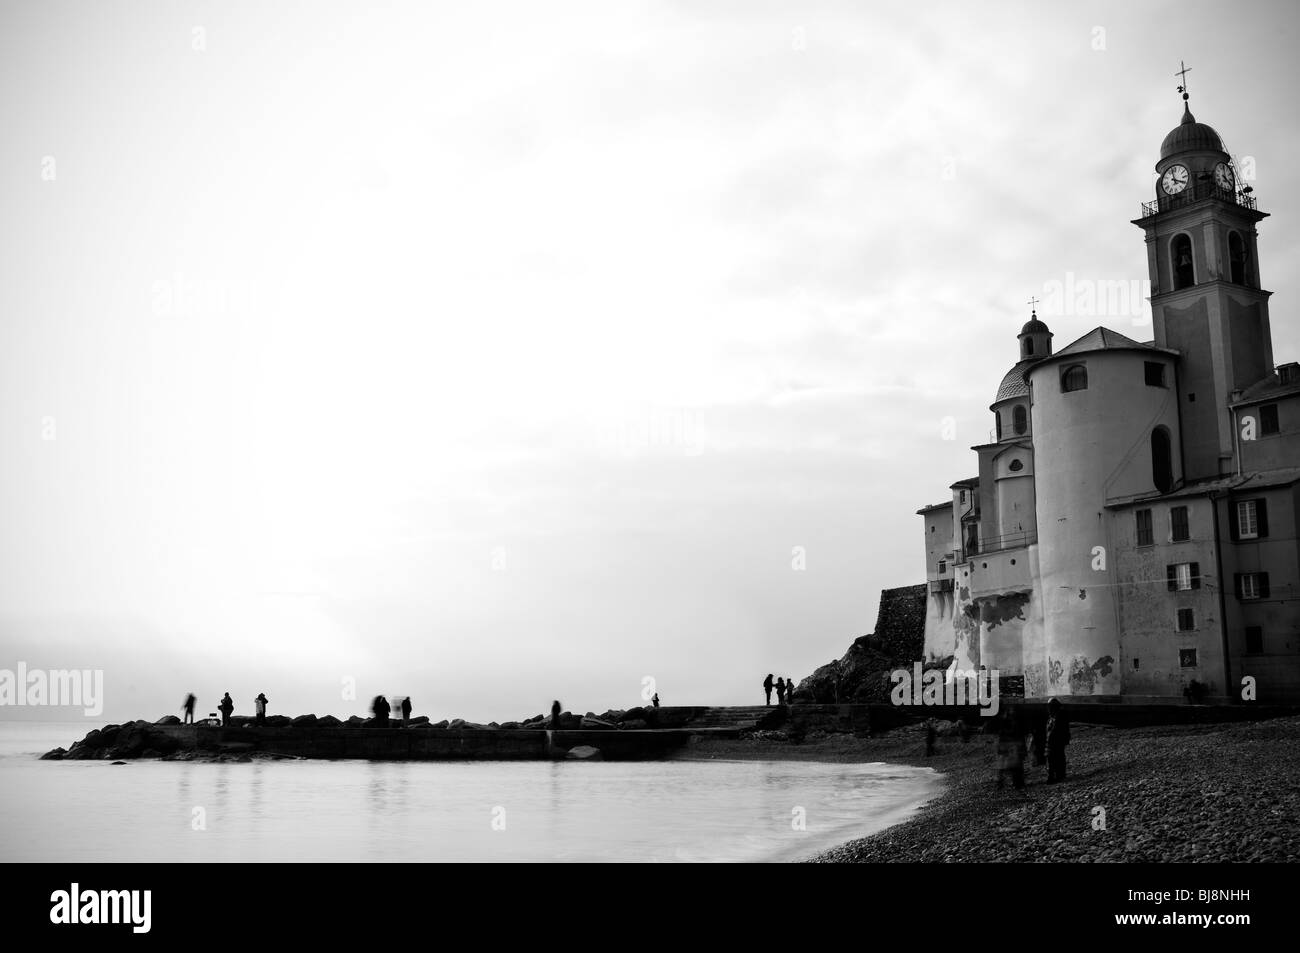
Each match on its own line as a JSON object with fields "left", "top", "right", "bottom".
{"left": 550, "top": 699, "right": 562, "bottom": 729}
{"left": 182, "top": 693, "right": 196, "bottom": 724}
{"left": 218, "top": 692, "right": 234, "bottom": 727}
{"left": 400, "top": 696, "right": 412, "bottom": 726}
{"left": 255, "top": 692, "right": 269, "bottom": 727}
{"left": 651, "top": 693, "right": 660, "bottom": 709}
{"left": 775, "top": 677, "right": 786, "bottom": 705}
{"left": 785, "top": 677, "right": 796, "bottom": 704}
{"left": 763, "top": 673, "right": 774, "bottom": 705}
{"left": 1046, "top": 698, "right": 1070, "bottom": 783}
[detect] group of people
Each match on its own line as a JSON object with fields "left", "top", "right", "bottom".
{"left": 371, "top": 695, "right": 413, "bottom": 726}
{"left": 762, "top": 673, "right": 798, "bottom": 706}
{"left": 182, "top": 692, "right": 268, "bottom": 726}
{"left": 992, "top": 698, "right": 1071, "bottom": 790}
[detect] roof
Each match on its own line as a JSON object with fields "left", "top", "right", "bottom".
{"left": 1160, "top": 103, "right": 1227, "bottom": 161}
{"left": 1020, "top": 317, "right": 1051, "bottom": 336}
{"left": 1105, "top": 467, "right": 1300, "bottom": 509}
{"left": 949, "top": 477, "right": 979, "bottom": 489}
{"left": 1029, "top": 327, "right": 1177, "bottom": 368}
{"left": 1231, "top": 369, "right": 1300, "bottom": 407}
{"left": 993, "top": 358, "right": 1037, "bottom": 403}
{"left": 916, "top": 500, "right": 953, "bottom": 515}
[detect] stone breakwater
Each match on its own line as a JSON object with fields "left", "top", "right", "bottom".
{"left": 39, "top": 706, "right": 777, "bottom": 763}
{"left": 801, "top": 715, "right": 1300, "bottom": 863}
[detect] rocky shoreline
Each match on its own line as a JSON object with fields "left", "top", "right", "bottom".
{"left": 678, "top": 715, "right": 1300, "bottom": 862}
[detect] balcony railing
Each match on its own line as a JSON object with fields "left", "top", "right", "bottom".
{"left": 965, "top": 531, "right": 1037, "bottom": 558}
{"left": 928, "top": 579, "right": 954, "bottom": 594}
{"left": 1140, "top": 180, "right": 1257, "bottom": 218}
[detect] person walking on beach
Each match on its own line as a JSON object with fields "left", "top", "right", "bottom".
{"left": 1046, "top": 698, "right": 1070, "bottom": 783}
{"left": 218, "top": 692, "right": 234, "bottom": 727}
{"left": 254, "top": 692, "right": 269, "bottom": 727}
{"left": 400, "top": 696, "right": 412, "bottom": 726}
{"left": 550, "top": 699, "right": 562, "bottom": 729}
{"left": 182, "top": 693, "right": 196, "bottom": 724}
{"left": 763, "top": 673, "right": 774, "bottom": 705}
{"left": 995, "top": 707, "right": 1026, "bottom": 790}
{"left": 775, "top": 677, "right": 786, "bottom": 705}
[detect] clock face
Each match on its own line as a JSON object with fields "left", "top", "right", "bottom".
{"left": 1215, "top": 162, "right": 1235, "bottom": 190}
{"left": 1161, "top": 165, "right": 1190, "bottom": 195}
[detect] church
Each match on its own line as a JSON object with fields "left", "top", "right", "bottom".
{"left": 917, "top": 87, "right": 1300, "bottom": 705}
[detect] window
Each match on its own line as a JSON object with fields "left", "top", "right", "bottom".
{"left": 1179, "top": 648, "right": 1198, "bottom": 668}
{"left": 1172, "top": 234, "right": 1194, "bottom": 290}
{"left": 1235, "top": 572, "right": 1270, "bottom": 600}
{"left": 1170, "top": 505, "right": 1190, "bottom": 542}
{"left": 1151, "top": 426, "right": 1174, "bottom": 493}
{"left": 1009, "top": 459, "right": 1024, "bottom": 472}
{"left": 1260, "top": 404, "right": 1279, "bottom": 436}
{"left": 1245, "top": 626, "right": 1264, "bottom": 654}
{"left": 1136, "top": 509, "right": 1153, "bottom": 546}
{"left": 1231, "top": 499, "right": 1268, "bottom": 540}
{"left": 1013, "top": 405, "right": 1028, "bottom": 435}
{"left": 995, "top": 412, "right": 1002, "bottom": 441}
{"left": 938, "top": 560, "right": 947, "bottom": 574}
{"left": 1061, "top": 365, "right": 1088, "bottom": 393}
{"left": 1229, "top": 231, "right": 1246, "bottom": 285}
{"left": 1025, "top": 338, "right": 1034, "bottom": 355}
{"left": 1176, "top": 608, "right": 1195, "bottom": 631}
{"left": 1166, "top": 562, "right": 1201, "bottom": 591}
{"left": 1132, "top": 657, "right": 1140, "bottom": 670}
{"left": 1144, "top": 362, "right": 1167, "bottom": 387}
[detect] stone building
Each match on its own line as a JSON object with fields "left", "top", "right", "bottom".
{"left": 918, "top": 94, "right": 1300, "bottom": 704}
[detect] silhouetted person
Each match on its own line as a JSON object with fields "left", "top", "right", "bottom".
{"left": 218, "top": 692, "right": 234, "bottom": 727}
{"left": 775, "top": 677, "right": 786, "bottom": 705}
{"left": 400, "top": 696, "right": 412, "bottom": 726}
{"left": 996, "top": 707, "right": 1025, "bottom": 790}
{"left": 254, "top": 692, "right": 268, "bottom": 727}
{"left": 785, "top": 676, "right": 795, "bottom": 704}
{"left": 1046, "top": 698, "right": 1070, "bottom": 783}
{"left": 372, "top": 695, "right": 390, "bottom": 725}
{"left": 550, "top": 699, "right": 562, "bottom": 729}
{"left": 763, "top": 673, "right": 774, "bottom": 705}
{"left": 1030, "top": 711, "right": 1047, "bottom": 767}
{"left": 651, "top": 693, "right": 660, "bottom": 709}
{"left": 182, "top": 693, "right": 196, "bottom": 725}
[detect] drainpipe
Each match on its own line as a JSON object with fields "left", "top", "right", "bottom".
{"left": 1210, "top": 490, "right": 1234, "bottom": 702}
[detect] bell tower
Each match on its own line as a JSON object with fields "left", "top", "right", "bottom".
{"left": 1132, "top": 69, "right": 1273, "bottom": 480}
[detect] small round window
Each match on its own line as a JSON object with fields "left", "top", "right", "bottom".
{"left": 1009, "top": 459, "right": 1024, "bottom": 472}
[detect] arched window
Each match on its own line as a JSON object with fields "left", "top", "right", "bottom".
{"left": 1228, "top": 231, "right": 1247, "bottom": 285}
{"left": 1172, "top": 234, "right": 1195, "bottom": 290}
{"left": 1151, "top": 426, "right": 1173, "bottom": 493}
{"left": 1024, "top": 338, "right": 1034, "bottom": 356}
{"left": 1013, "top": 404, "right": 1028, "bottom": 435}
{"left": 995, "top": 411, "right": 1002, "bottom": 441}
{"left": 1061, "top": 364, "right": 1088, "bottom": 393}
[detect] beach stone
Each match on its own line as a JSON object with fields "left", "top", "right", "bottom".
{"left": 40, "top": 747, "right": 66, "bottom": 760}
{"left": 111, "top": 761, "right": 127, "bottom": 766}
{"left": 565, "top": 745, "right": 603, "bottom": 760}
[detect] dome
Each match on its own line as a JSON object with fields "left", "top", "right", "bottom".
{"left": 1160, "top": 103, "right": 1225, "bottom": 160}
{"left": 994, "top": 358, "right": 1036, "bottom": 403}
{"left": 1020, "top": 317, "right": 1050, "bottom": 336}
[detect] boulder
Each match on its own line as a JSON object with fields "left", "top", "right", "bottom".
{"left": 431, "top": 719, "right": 449, "bottom": 729}
{"left": 620, "top": 719, "right": 649, "bottom": 731}
{"left": 621, "top": 707, "right": 648, "bottom": 722}
{"left": 599, "top": 710, "right": 626, "bottom": 723}
{"left": 559, "top": 713, "right": 583, "bottom": 730}
{"left": 40, "top": 747, "right": 66, "bottom": 760}
{"left": 291, "top": 714, "right": 318, "bottom": 727}
{"left": 111, "top": 761, "right": 128, "bottom": 766}
{"left": 499, "top": 721, "right": 521, "bottom": 729}
{"left": 580, "top": 716, "right": 616, "bottom": 730}
{"left": 565, "top": 745, "right": 602, "bottom": 760}
{"left": 154, "top": 715, "right": 181, "bottom": 726}
{"left": 264, "top": 715, "right": 292, "bottom": 728}
{"left": 345, "top": 716, "right": 366, "bottom": 727}
{"left": 448, "top": 718, "right": 467, "bottom": 730}
{"left": 317, "top": 715, "right": 342, "bottom": 727}
{"left": 408, "top": 715, "right": 430, "bottom": 726}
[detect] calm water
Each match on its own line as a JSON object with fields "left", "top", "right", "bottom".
{"left": 0, "top": 721, "right": 941, "bottom": 862}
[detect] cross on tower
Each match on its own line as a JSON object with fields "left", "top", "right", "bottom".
{"left": 1175, "top": 60, "right": 1192, "bottom": 95}
{"left": 1027, "top": 296, "right": 1040, "bottom": 313}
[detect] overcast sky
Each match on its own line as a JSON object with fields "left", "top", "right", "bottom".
{"left": 3, "top": 0, "right": 1298, "bottom": 724}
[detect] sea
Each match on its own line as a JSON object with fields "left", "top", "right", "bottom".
{"left": 0, "top": 721, "right": 942, "bottom": 862}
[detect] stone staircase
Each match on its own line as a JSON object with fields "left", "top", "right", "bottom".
{"left": 687, "top": 705, "right": 787, "bottom": 730}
